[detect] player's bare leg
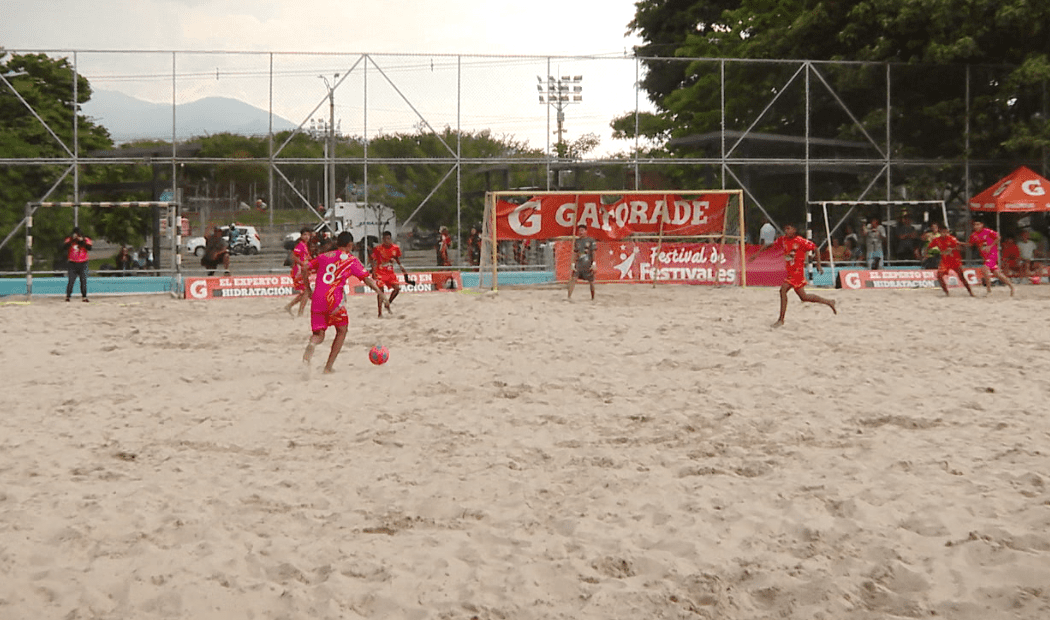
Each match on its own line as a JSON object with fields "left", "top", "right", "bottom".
{"left": 284, "top": 290, "right": 306, "bottom": 316}
{"left": 589, "top": 280, "right": 595, "bottom": 300}
{"left": 567, "top": 273, "right": 577, "bottom": 299}
{"left": 297, "top": 285, "right": 311, "bottom": 315}
{"left": 979, "top": 267, "right": 993, "bottom": 295}
{"left": 303, "top": 330, "right": 325, "bottom": 364}
{"left": 773, "top": 283, "right": 790, "bottom": 327}
{"left": 992, "top": 267, "right": 1015, "bottom": 296}
{"left": 959, "top": 271, "right": 975, "bottom": 296}
{"left": 795, "top": 286, "right": 837, "bottom": 313}
{"left": 323, "top": 325, "right": 348, "bottom": 373}
{"left": 938, "top": 273, "right": 951, "bottom": 296}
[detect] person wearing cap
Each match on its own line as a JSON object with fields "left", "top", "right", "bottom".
{"left": 63, "top": 226, "right": 93, "bottom": 302}
{"left": 569, "top": 223, "right": 596, "bottom": 300}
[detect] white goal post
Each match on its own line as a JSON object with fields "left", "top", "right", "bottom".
{"left": 480, "top": 190, "right": 747, "bottom": 290}
{"left": 24, "top": 201, "right": 184, "bottom": 298}
{"left": 808, "top": 200, "right": 948, "bottom": 273}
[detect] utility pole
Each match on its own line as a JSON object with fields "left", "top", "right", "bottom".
{"left": 319, "top": 74, "right": 339, "bottom": 215}
{"left": 537, "top": 74, "right": 583, "bottom": 158}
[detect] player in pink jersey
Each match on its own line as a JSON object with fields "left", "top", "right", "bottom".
{"left": 967, "top": 220, "right": 1015, "bottom": 296}
{"left": 284, "top": 227, "right": 314, "bottom": 316}
{"left": 750, "top": 222, "right": 837, "bottom": 327}
{"left": 303, "top": 231, "right": 390, "bottom": 374}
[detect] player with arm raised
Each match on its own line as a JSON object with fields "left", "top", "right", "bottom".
{"left": 370, "top": 230, "right": 413, "bottom": 318}
{"left": 304, "top": 231, "right": 390, "bottom": 374}
{"left": 750, "top": 222, "right": 837, "bottom": 327}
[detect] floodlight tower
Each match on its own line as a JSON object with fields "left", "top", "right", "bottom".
{"left": 537, "top": 75, "right": 583, "bottom": 158}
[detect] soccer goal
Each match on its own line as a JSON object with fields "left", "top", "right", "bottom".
{"left": 480, "top": 190, "right": 747, "bottom": 290}
{"left": 24, "top": 201, "right": 184, "bottom": 298}
{"left": 808, "top": 199, "right": 948, "bottom": 272}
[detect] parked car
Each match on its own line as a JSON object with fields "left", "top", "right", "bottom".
{"left": 185, "top": 225, "right": 262, "bottom": 256}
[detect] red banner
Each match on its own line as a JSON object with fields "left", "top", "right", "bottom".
{"left": 494, "top": 193, "right": 729, "bottom": 241}
{"left": 553, "top": 241, "right": 786, "bottom": 286}
{"left": 348, "top": 271, "right": 463, "bottom": 295}
{"left": 838, "top": 269, "right": 980, "bottom": 290}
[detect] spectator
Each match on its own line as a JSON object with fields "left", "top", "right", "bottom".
{"left": 201, "top": 226, "right": 230, "bottom": 276}
{"left": 894, "top": 213, "right": 920, "bottom": 261}
{"left": 63, "top": 226, "right": 92, "bottom": 302}
{"left": 436, "top": 226, "right": 452, "bottom": 266}
{"left": 1002, "top": 234, "right": 1022, "bottom": 278}
{"left": 845, "top": 237, "right": 864, "bottom": 263}
{"left": 863, "top": 216, "right": 886, "bottom": 269}
{"left": 830, "top": 237, "right": 850, "bottom": 263}
{"left": 467, "top": 226, "right": 482, "bottom": 266}
{"left": 1017, "top": 228, "right": 1041, "bottom": 277}
{"left": 115, "top": 245, "right": 131, "bottom": 275}
{"left": 759, "top": 217, "right": 777, "bottom": 246}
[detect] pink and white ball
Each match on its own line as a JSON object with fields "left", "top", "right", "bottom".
{"left": 368, "top": 345, "right": 390, "bottom": 365}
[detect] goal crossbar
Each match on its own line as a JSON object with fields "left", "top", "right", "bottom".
{"left": 24, "top": 201, "right": 184, "bottom": 298}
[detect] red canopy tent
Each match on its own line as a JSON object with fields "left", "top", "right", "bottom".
{"left": 970, "top": 166, "right": 1050, "bottom": 213}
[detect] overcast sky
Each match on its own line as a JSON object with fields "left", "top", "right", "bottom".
{"left": 2, "top": 0, "right": 649, "bottom": 155}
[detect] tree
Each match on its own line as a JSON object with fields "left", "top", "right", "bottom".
{"left": 0, "top": 50, "right": 115, "bottom": 270}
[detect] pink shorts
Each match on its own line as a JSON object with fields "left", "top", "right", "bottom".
{"left": 311, "top": 306, "right": 347, "bottom": 332}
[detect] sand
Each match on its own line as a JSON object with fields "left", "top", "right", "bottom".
{"left": 1, "top": 284, "right": 1049, "bottom": 619}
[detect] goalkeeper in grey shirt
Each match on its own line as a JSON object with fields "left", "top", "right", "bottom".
{"left": 568, "top": 223, "right": 596, "bottom": 300}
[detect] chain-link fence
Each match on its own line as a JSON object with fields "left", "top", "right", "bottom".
{"left": 2, "top": 50, "right": 1047, "bottom": 272}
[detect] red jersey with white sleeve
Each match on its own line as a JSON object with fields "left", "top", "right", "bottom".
{"left": 772, "top": 234, "right": 815, "bottom": 289}
{"left": 290, "top": 239, "right": 311, "bottom": 291}
{"left": 371, "top": 242, "right": 402, "bottom": 289}
{"left": 65, "top": 236, "right": 92, "bottom": 263}
{"left": 308, "top": 249, "right": 369, "bottom": 332}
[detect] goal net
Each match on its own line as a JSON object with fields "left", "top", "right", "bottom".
{"left": 24, "top": 200, "right": 184, "bottom": 298}
{"left": 480, "top": 190, "right": 747, "bottom": 290}
{"left": 809, "top": 200, "right": 949, "bottom": 272}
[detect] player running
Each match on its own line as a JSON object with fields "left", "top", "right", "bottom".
{"left": 927, "top": 224, "right": 975, "bottom": 297}
{"left": 304, "top": 231, "right": 389, "bottom": 374}
{"left": 751, "top": 222, "right": 837, "bottom": 327}
{"left": 284, "top": 226, "right": 314, "bottom": 316}
{"left": 370, "top": 231, "right": 413, "bottom": 318}
{"left": 568, "top": 223, "right": 596, "bottom": 300}
{"left": 967, "top": 220, "right": 1015, "bottom": 296}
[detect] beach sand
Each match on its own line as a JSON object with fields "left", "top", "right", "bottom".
{"left": 2, "top": 284, "right": 1049, "bottom": 619}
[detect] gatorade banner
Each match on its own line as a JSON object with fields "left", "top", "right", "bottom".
{"left": 553, "top": 241, "right": 787, "bottom": 286}
{"left": 186, "top": 271, "right": 463, "bottom": 300}
{"left": 494, "top": 193, "right": 729, "bottom": 241}
{"left": 838, "top": 269, "right": 981, "bottom": 290}
{"left": 185, "top": 275, "right": 295, "bottom": 299}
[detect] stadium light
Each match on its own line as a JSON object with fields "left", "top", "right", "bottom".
{"left": 536, "top": 74, "right": 583, "bottom": 158}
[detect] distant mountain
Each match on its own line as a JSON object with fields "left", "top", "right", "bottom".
{"left": 82, "top": 90, "right": 298, "bottom": 144}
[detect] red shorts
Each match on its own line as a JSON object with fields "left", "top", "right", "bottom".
{"left": 292, "top": 274, "right": 310, "bottom": 293}
{"left": 938, "top": 258, "right": 962, "bottom": 277}
{"left": 311, "top": 306, "right": 348, "bottom": 332}
{"left": 374, "top": 269, "right": 400, "bottom": 290}
{"left": 784, "top": 267, "right": 806, "bottom": 290}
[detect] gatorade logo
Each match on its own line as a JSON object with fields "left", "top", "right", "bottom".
{"left": 1022, "top": 179, "right": 1046, "bottom": 196}
{"left": 189, "top": 279, "right": 208, "bottom": 299}
{"left": 508, "top": 201, "right": 542, "bottom": 236}
{"left": 842, "top": 272, "right": 862, "bottom": 289}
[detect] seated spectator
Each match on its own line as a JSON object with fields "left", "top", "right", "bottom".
{"left": 1017, "top": 228, "right": 1042, "bottom": 277}
{"left": 115, "top": 245, "right": 131, "bottom": 275}
{"left": 830, "top": 237, "right": 850, "bottom": 263}
{"left": 921, "top": 222, "right": 943, "bottom": 269}
{"left": 1002, "top": 234, "right": 1022, "bottom": 278}
{"left": 845, "top": 237, "right": 863, "bottom": 263}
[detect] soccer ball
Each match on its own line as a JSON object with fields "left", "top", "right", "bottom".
{"left": 368, "top": 345, "right": 389, "bottom": 365}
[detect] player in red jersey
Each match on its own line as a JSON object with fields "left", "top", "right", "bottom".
{"left": 304, "top": 231, "right": 389, "bottom": 374}
{"left": 751, "top": 223, "right": 837, "bottom": 327}
{"left": 370, "top": 230, "right": 413, "bottom": 318}
{"left": 928, "top": 225, "right": 975, "bottom": 297}
{"left": 284, "top": 227, "right": 314, "bottom": 316}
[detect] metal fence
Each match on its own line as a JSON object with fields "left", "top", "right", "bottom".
{"left": 2, "top": 50, "right": 1048, "bottom": 270}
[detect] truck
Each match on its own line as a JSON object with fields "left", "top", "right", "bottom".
{"left": 284, "top": 201, "right": 397, "bottom": 251}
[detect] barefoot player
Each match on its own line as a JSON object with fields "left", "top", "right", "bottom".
{"left": 370, "top": 230, "right": 412, "bottom": 318}
{"left": 568, "top": 223, "right": 596, "bottom": 300}
{"left": 304, "top": 231, "right": 389, "bottom": 374}
{"left": 968, "top": 220, "right": 1015, "bottom": 296}
{"left": 752, "top": 223, "right": 837, "bottom": 327}
{"left": 284, "top": 227, "right": 313, "bottom": 316}
{"left": 928, "top": 225, "right": 975, "bottom": 296}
